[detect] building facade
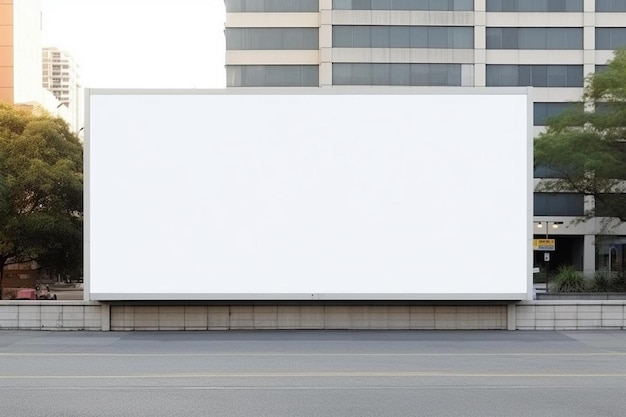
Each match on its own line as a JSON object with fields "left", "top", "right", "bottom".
{"left": 224, "top": 0, "right": 626, "bottom": 278}
{"left": 0, "top": 0, "right": 43, "bottom": 104}
{"left": 0, "top": 0, "right": 76, "bottom": 128}
{"left": 42, "top": 47, "right": 82, "bottom": 131}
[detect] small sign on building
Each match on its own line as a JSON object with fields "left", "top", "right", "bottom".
{"left": 533, "top": 239, "right": 556, "bottom": 251}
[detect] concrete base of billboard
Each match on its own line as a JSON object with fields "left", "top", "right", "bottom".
{"left": 1, "top": 301, "right": 626, "bottom": 331}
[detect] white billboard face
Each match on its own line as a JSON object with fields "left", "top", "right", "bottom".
{"left": 86, "top": 89, "right": 531, "bottom": 300}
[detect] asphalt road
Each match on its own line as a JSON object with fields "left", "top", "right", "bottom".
{"left": 1, "top": 330, "right": 626, "bottom": 416}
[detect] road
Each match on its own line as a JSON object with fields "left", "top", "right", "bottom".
{"left": 1, "top": 330, "right": 626, "bottom": 416}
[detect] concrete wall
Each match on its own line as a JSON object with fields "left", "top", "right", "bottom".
{"left": 0, "top": 302, "right": 624, "bottom": 331}
{"left": 0, "top": 301, "right": 102, "bottom": 330}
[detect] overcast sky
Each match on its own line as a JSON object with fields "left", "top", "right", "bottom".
{"left": 41, "top": 0, "right": 226, "bottom": 88}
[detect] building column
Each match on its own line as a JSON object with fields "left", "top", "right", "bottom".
{"left": 319, "top": 0, "right": 332, "bottom": 86}
{"left": 473, "top": 0, "right": 486, "bottom": 87}
{"left": 583, "top": 234, "right": 596, "bottom": 278}
{"left": 583, "top": 0, "right": 596, "bottom": 80}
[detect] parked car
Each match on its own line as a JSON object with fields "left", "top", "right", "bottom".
{"left": 14, "top": 285, "right": 57, "bottom": 300}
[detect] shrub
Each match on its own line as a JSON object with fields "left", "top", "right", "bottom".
{"left": 589, "top": 272, "right": 612, "bottom": 292}
{"left": 551, "top": 265, "right": 587, "bottom": 293}
{"left": 610, "top": 270, "right": 626, "bottom": 292}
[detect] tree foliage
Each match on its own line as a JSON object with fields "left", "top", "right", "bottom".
{"left": 0, "top": 103, "right": 83, "bottom": 297}
{"left": 535, "top": 49, "right": 626, "bottom": 223}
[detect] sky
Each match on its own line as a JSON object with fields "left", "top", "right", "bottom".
{"left": 40, "top": 0, "right": 226, "bottom": 88}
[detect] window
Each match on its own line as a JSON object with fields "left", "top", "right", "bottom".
{"left": 596, "top": 195, "right": 626, "bottom": 217}
{"left": 534, "top": 193, "right": 584, "bottom": 216}
{"left": 534, "top": 166, "right": 569, "bottom": 179}
{"left": 333, "top": 63, "right": 473, "bottom": 86}
{"left": 225, "top": 0, "right": 319, "bottom": 12}
{"left": 333, "top": 26, "right": 473, "bottom": 48}
{"left": 487, "top": 0, "right": 583, "bottom": 12}
{"left": 227, "top": 65, "right": 319, "bottom": 87}
{"left": 226, "top": 28, "right": 319, "bottom": 50}
{"left": 596, "top": 28, "right": 626, "bottom": 50}
{"left": 596, "top": 0, "right": 626, "bottom": 12}
{"left": 595, "top": 65, "right": 609, "bottom": 73}
{"left": 533, "top": 102, "right": 581, "bottom": 126}
{"left": 333, "top": 0, "right": 473, "bottom": 10}
{"left": 486, "top": 28, "right": 582, "bottom": 49}
{"left": 487, "top": 65, "right": 583, "bottom": 87}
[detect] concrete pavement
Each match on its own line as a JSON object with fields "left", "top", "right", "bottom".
{"left": 1, "top": 330, "right": 626, "bottom": 416}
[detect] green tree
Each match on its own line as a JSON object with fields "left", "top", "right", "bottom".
{"left": 0, "top": 104, "right": 83, "bottom": 298}
{"left": 535, "top": 49, "right": 626, "bottom": 223}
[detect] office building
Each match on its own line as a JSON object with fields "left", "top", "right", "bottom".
{"left": 224, "top": 0, "right": 626, "bottom": 277}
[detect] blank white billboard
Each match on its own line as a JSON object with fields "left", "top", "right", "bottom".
{"left": 86, "top": 88, "right": 532, "bottom": 300}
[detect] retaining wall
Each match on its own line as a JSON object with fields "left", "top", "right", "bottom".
{"left": 0, "top": 301, "right": 624, "bottom": 331}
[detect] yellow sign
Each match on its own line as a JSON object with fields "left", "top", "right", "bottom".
{"left": 533, "top": 239, "right": 555, "bottom": 251}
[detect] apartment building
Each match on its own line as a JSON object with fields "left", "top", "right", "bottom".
{"left": 42, "top": 47, "right": 82, "bottom": 131}
{"left": 224, "top": 0, "right": 626, "bottom": 277}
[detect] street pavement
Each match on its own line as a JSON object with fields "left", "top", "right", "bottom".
{"left": 1, "top": 330, "right": 626, "bottom": 416}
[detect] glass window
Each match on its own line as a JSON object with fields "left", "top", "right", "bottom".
{"left": 371, "top": 26, "right": 390, "bottom": 48}
{"left": 333, "top": 26, "right": 353, "bottom": 47}
{"left": 596, "top": 28, "right": 626, "bottom": 50}
{"left": 596, "top": 0, "right": 626, "bottom": 12}
{"left": 519, "top": 28, "right": 545, "bottom": 49}
{"left": 501, "top": 28, "right": 519, "bottom": 49}
{"left": 533, "top": 102, "right": 579, "bottom": 126}
{"left": 333, "top": 26, "right": 473, "bottom": 48}
{"left": 333, "top": 63, "right": 465, "bottom": 86}
{"left": 226, "top": 0, "right": 319, "bottom": 12}
{"left": 534, "top": 193, "right": 584, "bottom": 216}
{"left": 595, "top": 65, "right": 609, "bottom": 73}
{"left": 390, "top": 63, "right": 410, "bottom": 85}
{"left": 372, "top": 0, "right": 392, "bottom": 9}
{"left": 486, "top": 0, "right": 582, "bottom": 12}
{"left": 452, "top": 27, "right": 474, "bottom": 48}
{"left": 487, "top": 28, "right": 582, "bottom": 49}
{"left": 333, "top": 0, "right": 472, "bottom": 9}
{"left": 429, "top": 27, "right": 449, "bottom": 48}
{"left": 410, "top": 27, "right": 429, "bottom": 48}
{"left": 595, "top": 195, "right": 626, "bottom": 217}
{"left": 371, "top": 63, "right": 390, "bottom": 84}
{"left": 226, "top": 28, "right": 319, "bottom": 50}
{"left": 226, "top": 65, "right": 319, "bottom": 87}
{"left": 486, "top": 65, "right": 583, "bottom": 87}
{"left": 353, "top": 26, "right": 371, "bottom": 48}
{"left": 534, "top": 165, "right": 569, "bottom": 178}
{"left": 390, "top": 26, "right": 410, "bottom": 47}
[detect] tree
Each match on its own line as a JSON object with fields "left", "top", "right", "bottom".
{"left": 0, "top": 104, "right": 83, "bottom": 298}
{"left": 535, "top": 49, "right": 626, "bottom": 223}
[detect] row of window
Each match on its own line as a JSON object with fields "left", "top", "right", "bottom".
{"left": 534, "top": 193, "right": 583, "bottom": 216}
{"left": 225, "top": 0, "right": 626, "bottom": 13}
{"left": 226, "top": 27, "right": 626, "bottom": 50}
{"left": 533, "top": 102, "right": 580, "bottom": 125}
{"left": 333, "top": 26, "right": 473, "bottom": 48}
{"left": 226, "top": 64, "right": 594, "bottom": 89}
{"left": 334, "top": 0, "right": 473, "bottom": 10}
{"left": 333, "top": 63, "right": 473, "bottom": 85}
{"left": 487, "top": 0, "right": 583, "bottom": 12}
{"left": 486, "top": 65, "right": 583, "bottom": 87}
{"left": 227, "top": 65, "right": 319, "bottom": 87}
{"left": 225, "top": 28, "right": 319, "bottom": 50}
{"left": 486, "top": 27, "right": 582, "bottom": 49}
{"left": 225, "top": 0, "right": 319, "bottom": 12}
{"left": 534, "top": 194, "right": 626, "bottom": 217}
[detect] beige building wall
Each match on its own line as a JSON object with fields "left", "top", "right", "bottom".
{"left": 12, "top": 0, "right": 41, "bottom": 104}
{"left": 0, "top": 0, "right": 13, "bottom": 103}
